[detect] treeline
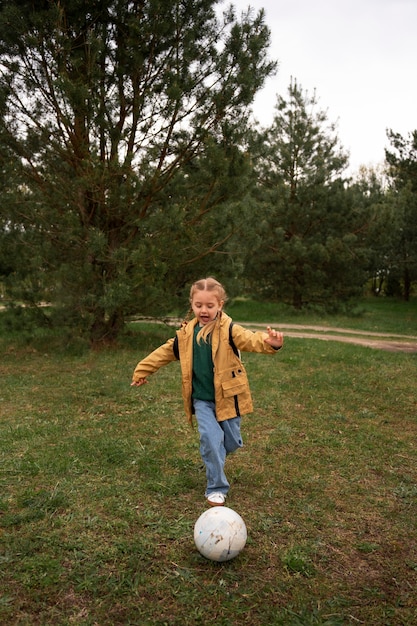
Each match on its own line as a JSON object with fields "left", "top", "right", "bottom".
{"left": 0, "top": 1, "right": 416, "bottom": 344}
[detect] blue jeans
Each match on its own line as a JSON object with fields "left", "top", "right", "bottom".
{"left": 193, "top": 399, "right": 243, "bottom": 497}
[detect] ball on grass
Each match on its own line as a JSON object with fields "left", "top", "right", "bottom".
{"left": 194, "top": 506, "right": 247, "bottom": 562}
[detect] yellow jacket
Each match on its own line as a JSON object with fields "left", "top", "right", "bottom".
{"left": 132, "top": 311, "right": 279, "bottom": 424}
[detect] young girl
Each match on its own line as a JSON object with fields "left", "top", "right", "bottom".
{"left": 131, "top": 277, "right": 284, "bottom": 507}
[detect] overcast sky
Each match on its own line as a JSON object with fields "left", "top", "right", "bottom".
{"left": 232, "top": 0, "right": 417, "bottom": 175}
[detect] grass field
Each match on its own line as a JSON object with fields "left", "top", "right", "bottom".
{"left": 1, "top": 298, "right": 416, "bottom": 625}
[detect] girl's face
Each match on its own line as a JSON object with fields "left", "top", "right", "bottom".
{"left": 191, "top": 290, "right": 223, "bottom": 326}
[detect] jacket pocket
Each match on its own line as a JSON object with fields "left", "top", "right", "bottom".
{"left": 220, "top": 370, "right": 249, "bottom": 398}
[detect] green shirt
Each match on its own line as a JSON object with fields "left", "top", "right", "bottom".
{"left": 192, "top": 325, "right": 215, "bottom": 401}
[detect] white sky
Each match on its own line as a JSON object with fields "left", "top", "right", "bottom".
{"left": 231, "top": 0, "right": 417, "bottom": 175}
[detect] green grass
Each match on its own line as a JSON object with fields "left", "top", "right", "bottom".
{"left": 1, "top": 299, "right": 416, "bottom": 625}
{"left": 227, "top": 295, "right": 417, "bottom": 335}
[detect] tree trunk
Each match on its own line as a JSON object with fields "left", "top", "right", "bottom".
{"left": 90, "top": 308, "right": 125, "bottom": 345}
{"left": 403, "top": 266, "right": 411, "bottom": 301}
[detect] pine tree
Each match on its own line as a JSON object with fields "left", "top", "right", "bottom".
{"left": 385, "top": 130, "right": 417, "bottom": 300}
{"left": 244, "top": 80, "right": 370, "bottom": 309}
{"left": 0, "top": 0, "right": 275, "bottom": 342}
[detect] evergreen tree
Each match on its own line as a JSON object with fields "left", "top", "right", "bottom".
{"left": 244, "top": 80, "right": 368, "bottom": 310}
{"left": 0, "top": 0, "right": 275, "bottom": 342}
{"left": 385, "top": 130, "right": 417, "bottom": 300}
{"left": 351, "top": 164, "right": 398, "bottom": 297}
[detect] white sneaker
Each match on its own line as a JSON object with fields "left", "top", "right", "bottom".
{"left": 207, "top": 492, "right": 226, "bottom": 506}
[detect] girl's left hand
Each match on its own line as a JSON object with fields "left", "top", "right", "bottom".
{"left": 130, "top": 378, "right": 148, "bottom": 387}
{"left": 264, "top": 326, "right": 284, "bottom": 349}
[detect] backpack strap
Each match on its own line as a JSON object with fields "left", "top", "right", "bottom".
{"left": 173, "top": 335, "right": 179, "bottom": 360}
{"left": 229, "top": 322, "right": 241, "bottom": 358}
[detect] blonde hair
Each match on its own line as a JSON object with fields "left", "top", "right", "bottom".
{"left": 188, "top": 277, "right": 227, "bottom": 344}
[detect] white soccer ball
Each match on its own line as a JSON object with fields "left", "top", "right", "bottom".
{"left": 194, "top": 506, "right": 247, "bottom": 562}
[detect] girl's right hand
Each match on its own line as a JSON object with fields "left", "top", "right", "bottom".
{"left": 130, "top": 378, "right": 148, "bottom": 387}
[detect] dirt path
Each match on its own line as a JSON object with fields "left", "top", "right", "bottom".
{"left": 243, "top": 323, "right": 417, "bottom": 353}
{"left": 134, "top": 317, "right": 417, "bottom": 353}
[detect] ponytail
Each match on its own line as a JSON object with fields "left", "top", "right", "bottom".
{"left": 180, "top": 306, "right": 194, "bottom": 328}
{"left": 196, "top": 316, "right": 220, "bottom": 345}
